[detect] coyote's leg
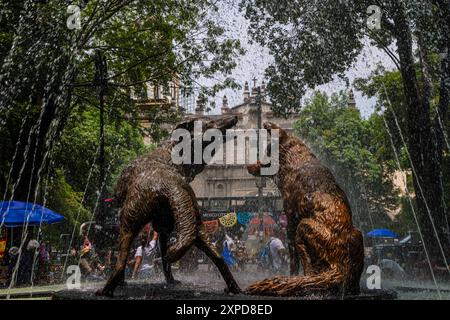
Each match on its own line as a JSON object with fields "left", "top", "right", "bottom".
{"left": 97, "top": 189, "right": 152, "bottom": 297}
{"left": 295, "top": 231, "right": 315, "bottom": 276}
{"left": 297, "top": 219, "right": 336, "bottom": 265}
{"left": 158, "top": 231, "right": 179, "bottom": 284}
{"left": 297, "top": 219, "right": 348, "bottom": 279}
{"left": 97, "top": 227, "right": 137, "bottom": 297}
{"left": 195, "top": 227, "right": 241, "bottom": 294}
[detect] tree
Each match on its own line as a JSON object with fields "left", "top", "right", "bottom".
{"left": 243, "top": 0, "right": 450, "bottom": 268}
{"left": 356, "top": 65, "right": 450, "bottom": 237}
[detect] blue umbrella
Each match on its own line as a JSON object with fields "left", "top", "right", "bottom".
{"left": 0, "top": 201, "right": 65, "bottom": 227}
{"left": 366, "top": 228, "right": 399, "bottom": 238}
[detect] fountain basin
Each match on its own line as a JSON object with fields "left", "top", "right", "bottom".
{"left": 52, "top": 281, "right": 397, "bottom": 300}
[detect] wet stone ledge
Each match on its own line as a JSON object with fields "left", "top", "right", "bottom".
{"left": 52, "top": 282, "right": 397, "bottom": 300}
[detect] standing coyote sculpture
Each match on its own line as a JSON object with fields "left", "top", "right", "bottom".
{"left": 246, "top": 122, "right": 364, "bottom": 297}
{"left": 97, "top": 116, "right": 240, "bottom": 297}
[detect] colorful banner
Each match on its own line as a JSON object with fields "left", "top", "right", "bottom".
{"left": 219, "top": 212, "right": 237, "bottom": 228}
{"left": 248, "top": 215, "right": 277, "bottom": 237}
{"left": 237, "top": 212, "right": 253, "bottom": 226}
{"left": 202, "top": 220, "right": 219, "bottom": 234}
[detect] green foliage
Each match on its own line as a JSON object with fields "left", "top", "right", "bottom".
{"left": 355, "top": 66, "right": 450, "bottom": 233}
{"left": 355, "top": 67, "right": 413, "bottom": 156}
{"left": 242, "top": 0, "right": 369, "bottom": 116}
{"left": 53, "top": 107, "right": 147, "bottom": 209}
{"left": 41, "top": 169, "right": 91, "bottom": 247}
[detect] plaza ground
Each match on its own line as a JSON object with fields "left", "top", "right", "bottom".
{"left": 2, "top": 264, "right": 450, "bottom": 300}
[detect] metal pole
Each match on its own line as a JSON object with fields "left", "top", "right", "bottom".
{"left": 257, "top": 86, "right": 263, "bottom": 203}
{"left": 99, "top": 87, "right": 105, "bottom": 203}
{"left": 255, "top": 85, "right": 265, "bottom": 241}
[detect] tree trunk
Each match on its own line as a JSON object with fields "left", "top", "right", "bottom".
{"left": 393, "top": 5, "right": 450, "bottom": 271}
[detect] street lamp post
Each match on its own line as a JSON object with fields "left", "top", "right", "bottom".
{"left": 68, "top": 50, "right": 109, "bottom": 226}
{"left": 92, "top": 50, "right": 110, "bottom": 252}
{"left": 253, "top": 82, "right": 266, "bottom": 241}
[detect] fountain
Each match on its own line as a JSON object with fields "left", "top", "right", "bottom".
{"left": 53, "top": 119, "right": 396, "bottom": 300}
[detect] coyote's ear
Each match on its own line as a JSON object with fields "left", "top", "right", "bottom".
{"left": 175, "top": 118, "right": 197, "bottom": 132}
{"left": 247, "top": 162, "right": 262, "bottom": 176}
{"left": 264, "top": 122, "right": 288, "bottom": 140}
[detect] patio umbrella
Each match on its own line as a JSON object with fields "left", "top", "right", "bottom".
{"left": 366, "top": 228, "right": 399, "bottom": 238}
{"left": 0, "top": 201, "right": 65, "bottom": 227}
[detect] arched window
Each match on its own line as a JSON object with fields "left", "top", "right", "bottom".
{"left": 216, "top": 184, "right": 225, "bottom": 197}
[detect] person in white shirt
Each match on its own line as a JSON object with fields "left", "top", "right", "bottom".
{"left": 223, "top": 234, "right": 236, "bottom": 252}
{"left": 269, "top": 228, "right": 287, "bottom": 272}
{"left": 132, "top": 232, "right": 158, "bottom": 279}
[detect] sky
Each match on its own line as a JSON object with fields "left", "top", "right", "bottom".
{"left": 200, "top": 0, "right": 397, "bottom": 119}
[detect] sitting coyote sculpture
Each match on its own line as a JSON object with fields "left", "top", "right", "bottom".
{"left": 246, "top": 122, "right": 364, "bottom": 297}
{"left": 97, "top": 116, "right": 240, "bottom": 297}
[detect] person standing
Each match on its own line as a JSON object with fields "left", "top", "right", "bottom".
{"left": 223, "top": 234, "right": 236, "bottom": 252}
{"left": 79, "top": 246, "right": 105, "bottom": 282}
{"left": 17, "top": 239, "right": 39, "bottom": 286}
{"left": 222, "top": 234, "right": 236, "bottom": 269}
{"left": 45, "top": 241, "right": 53, "bottom": 260}
{"left": 6, "top": 247, "right": 19, "bottom": 285}
{"left": 132, "top": 232, "right": 158, "bottom": 280}
{"left": 37, "top": 242, "right": 50, "bottom": 284}
{"left": 268, "top": 227, "right": 287, "bottom": 273}
{"left": 103, "top": 248, "right": 113, "bottom": 277}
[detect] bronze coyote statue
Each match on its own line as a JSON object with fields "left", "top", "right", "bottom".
{"left": 97, "top": 116, "right": 240, "bottom": 297}
{"left": 246, "top": 122, "right": 364, "bottom": 297}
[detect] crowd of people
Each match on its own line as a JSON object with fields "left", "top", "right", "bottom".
{"left": 213, "top": 226, "right": 288, "bottom": 274}
{"left": 1, "top": 239, "right": 53, "bottom": 287}
{"left": 0, "top": 223, "right": 289, "bottom": 288}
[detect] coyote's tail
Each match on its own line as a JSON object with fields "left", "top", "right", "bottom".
{"left": 246, "top": 269, "right": 349, "bottom": 297}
